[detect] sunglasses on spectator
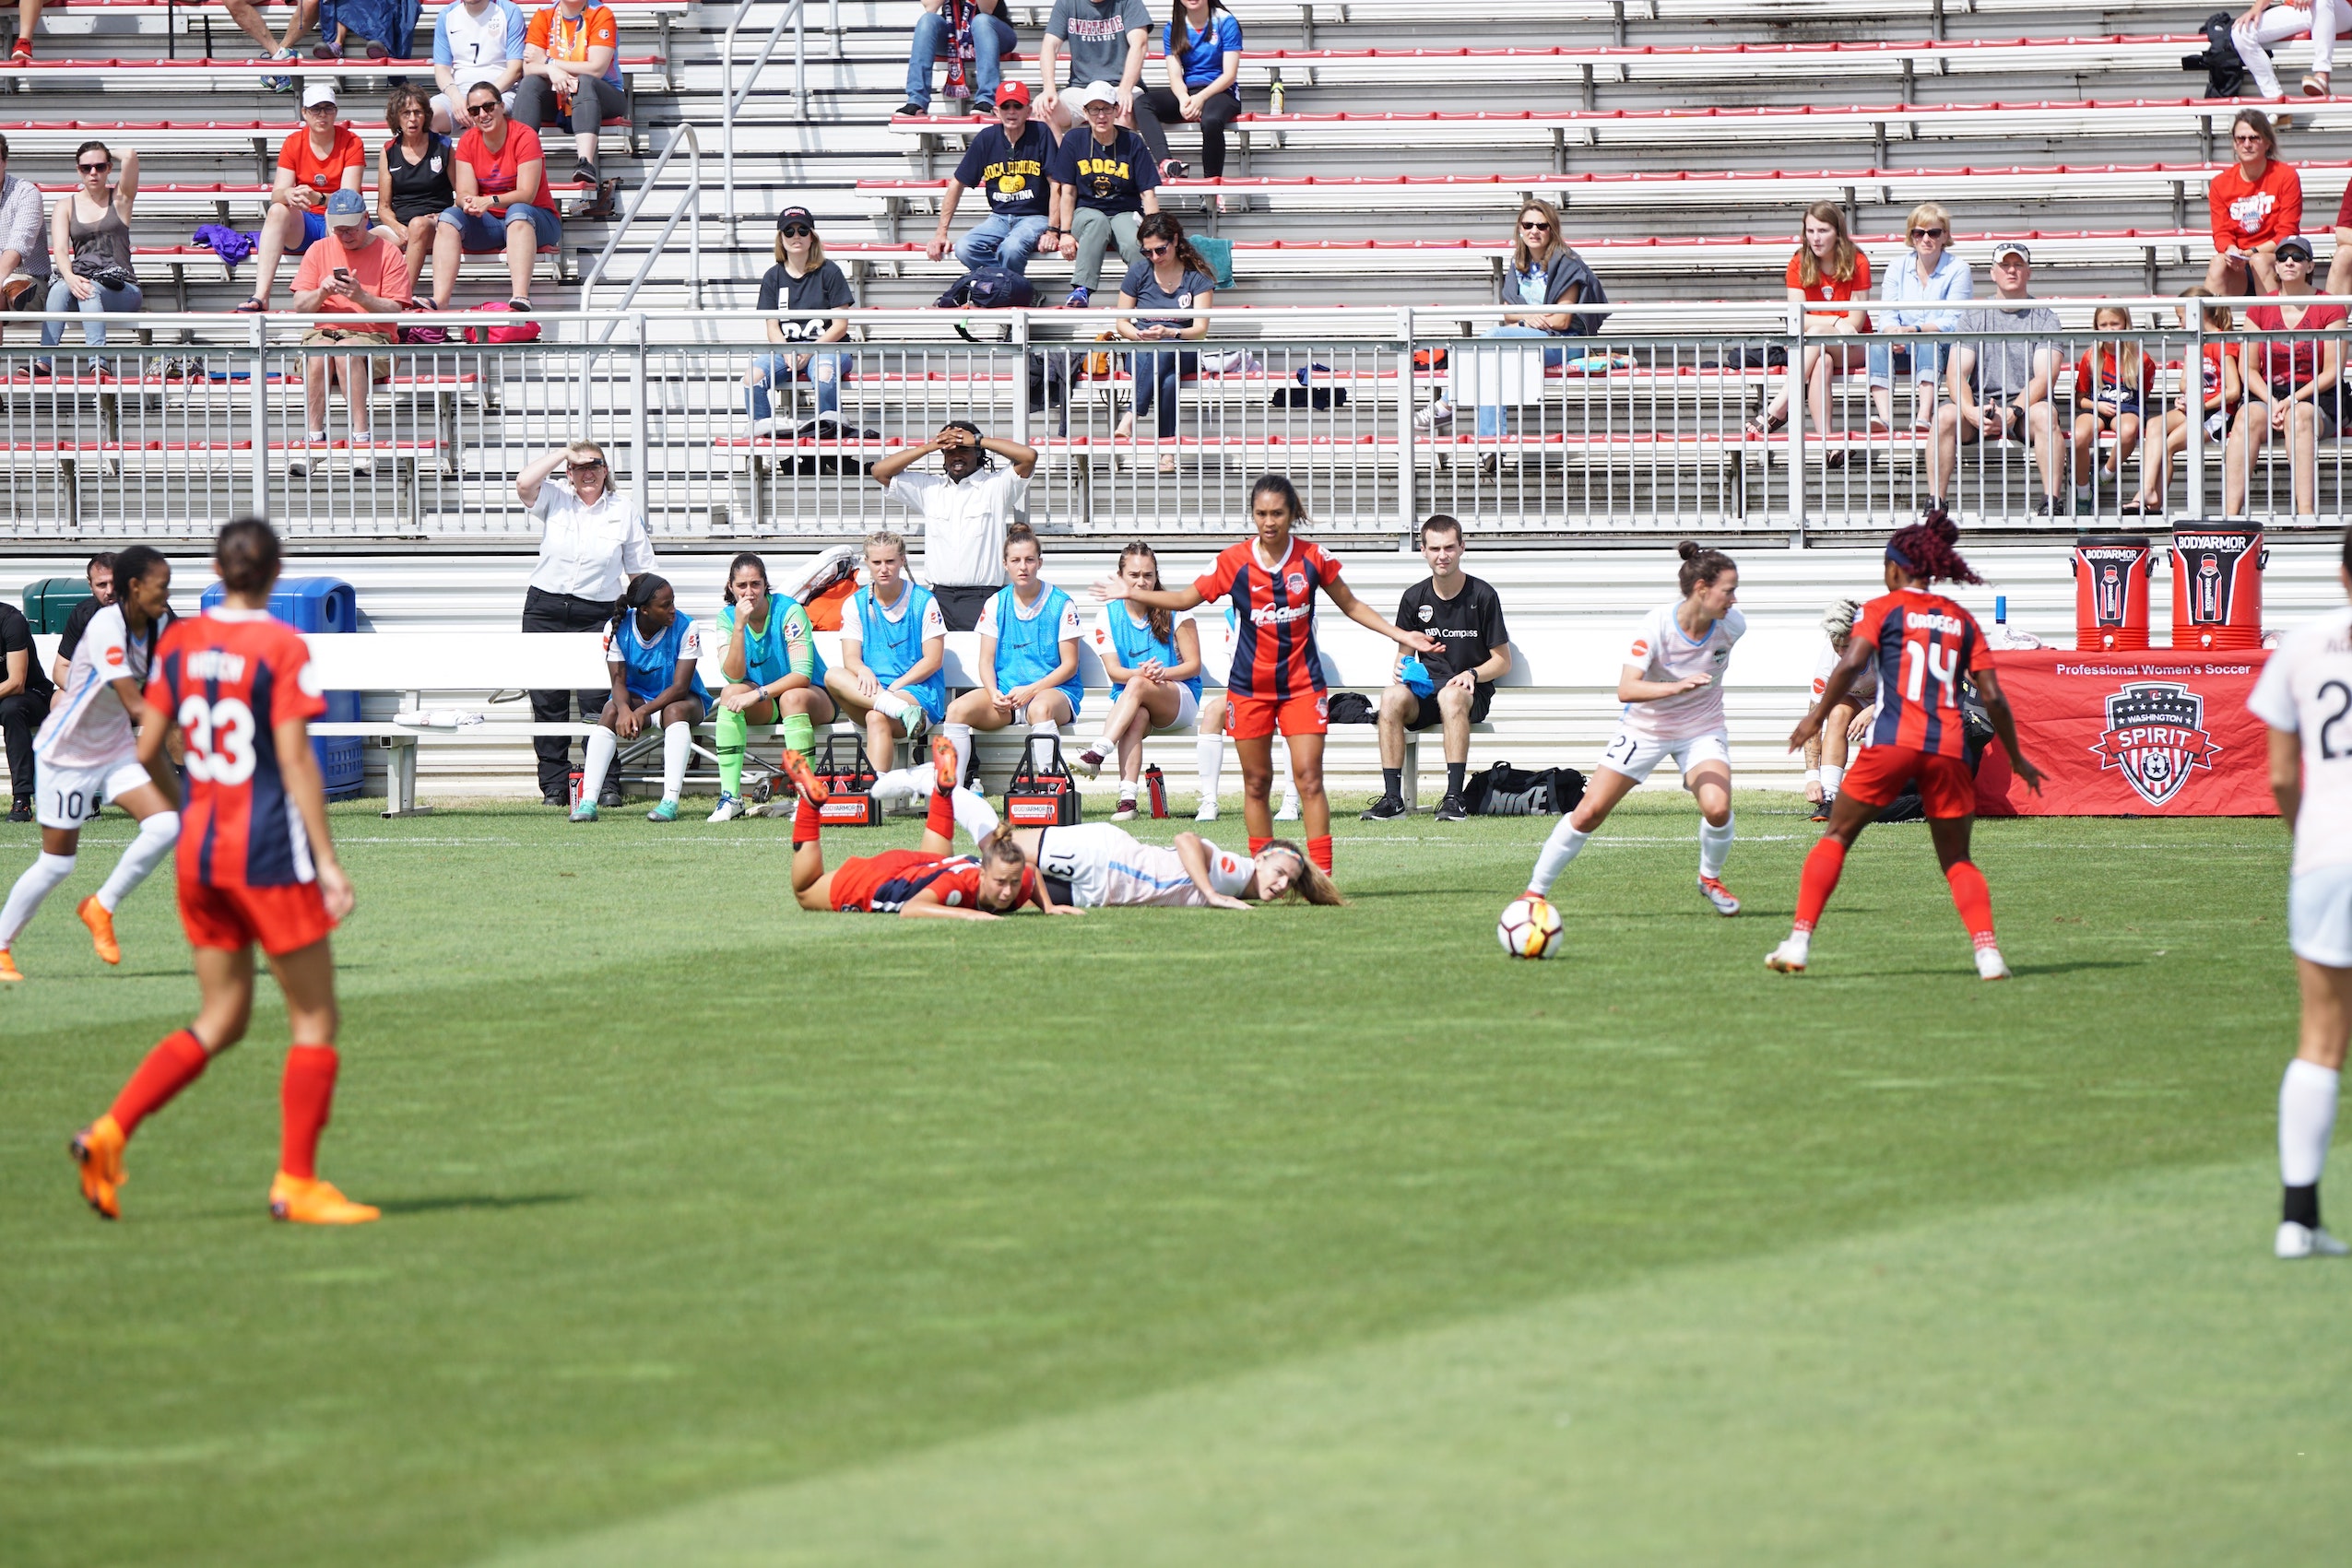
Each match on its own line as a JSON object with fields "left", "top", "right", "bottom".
{"left": 1910, "top": 226, "right": 1945, "bottom": 238}
{"left": 2233, "top": 132, "right": 2266, "bottom": 145}
{"left": 1519, "top": 219, "right": 1553, "bottom": 231}
{"left": 77, "top": 159, "right": 109, "bottom": 173}
{"left": 779, "top": 224, "right": 813, "bottom": 238}
{"left": 568, "top": 460, "right": 607, "bottom": 472}
{"left": 1141, "top": 243, "right": 1171, "bottom": 257}
{"left": 467, "top": 100, "right": 502, "bottom": 116}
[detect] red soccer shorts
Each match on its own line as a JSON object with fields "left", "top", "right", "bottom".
{"left": 1839, "top": 745, "right": 1978, "bottom": 819}
{"left": 1227, "top": 690, "right": 1328, "bottom": 740}
{"left": 178, "top": 878, "right": 337, "bottom": 956}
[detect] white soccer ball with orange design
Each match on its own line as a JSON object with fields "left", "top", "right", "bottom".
{"left": 1496, "top": 896, "right": 1564, "bottom": 960}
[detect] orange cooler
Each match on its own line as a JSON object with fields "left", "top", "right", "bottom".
{"left": 2071, "top": 535, "right": 2154, "bottom": 651}
{"left": 2169, "top": 526, "right": 2264, "bottom": 650}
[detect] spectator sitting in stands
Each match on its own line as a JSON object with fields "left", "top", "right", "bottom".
{"left": 312, "top": 0, "right": 417, "bottom": 61}
{"left": 1362, "top": 514, "right": 1512, "bottom": 825}
{"left": 1926, "top": 241, "right": 2064, "bottom": 515}
{"left": 288, "top": 189, "right": 412, "bottom": 469}
{"left": 2130, "top": 288, "right": 2240, "bottom": 515}
{"left": 901, "top": 0, "right": 1021, "bottom": 117}
{"left": 1040, "top": 0, "right": 1170, "bottom": 176}
{"left": 1147, "top": 0, "right": 1244, "bottom": 206}
{"left": 1750, "top": 201, "right": 1871, "bottom": 453}
{"left": 429, "top": 81, "right": 559, "bottom": 312}
{"left": 1416, "top": 200, "right": 1604, "bottom": 444}
{"left": 1113, "top": 211, "right": 1215, "bottom": 471}
{"left": 0, "top": 135, "right": 50, "bottom": 330}
{"left": 2206, "top": 108, "right": 2299, "bottom": 299}
{"left": 2227, "top": 235, "right": 2343, "bottom": 521}
{"left": 926, "top": 83, "right": 1054, "bottom": 277}
{"left": 1046, "top": 81, "right": 1161, "bottom": 310}
{"left": 11, "top": 0, "right": 316, "bottom": 75}
{"left": 2068, "top": 304, "right": 2151, "bottom": 513}
{"left": 1866, "top": 202, "right": 1969, "bottom": 434}
{"left": 377, "top": 87, "right": 455, "bottom": 299}
{"left": 35, "top": 141, "right": 141, "bottom": 374}
{"left": 2231, "top": 0, "right": 2352, "bottom": 101}
{"left": 242, "top": 87, "right": 367, "bottom": 312}
{"left": 432, "top": 0, "right": 529, "bottom": 135}
{"left": 515, "top": 0, "right": 626, "bottom": 210}
{"left": 746, "top": 206, "right": 855, "bottom": 437}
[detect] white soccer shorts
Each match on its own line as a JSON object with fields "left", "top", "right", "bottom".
{"left": 1593, "top": 727, "right": 1731, "bottom": 785}
{"left": 35, "top": 756, "right": 153, "bottom": 831}
{"left": 2289, "top": 864, "right": 2352, "bottom": 970}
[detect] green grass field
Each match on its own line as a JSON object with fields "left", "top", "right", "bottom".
{"left": 2, "top": 790, "right": 2343, "bottom": 1567}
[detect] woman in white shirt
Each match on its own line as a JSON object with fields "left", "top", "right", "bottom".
{"left": 515, "top": 440, "right": 655, "bottom": 805}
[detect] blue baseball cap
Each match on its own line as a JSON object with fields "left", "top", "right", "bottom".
{"left": 325, "top": 188, "right": 367, "bottom": 224}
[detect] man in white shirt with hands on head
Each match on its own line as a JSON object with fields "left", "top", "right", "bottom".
{"left": 2252, "top": 523, "right": 2352, "bottom": 1260}
{"left": 516, "top": 440, "right": 655, "bottom": 806}
{"left": 869, "top": 419, "right": 1039, "bottom": 632}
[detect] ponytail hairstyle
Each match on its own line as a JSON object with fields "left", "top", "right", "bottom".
{"left": 1795, "top": 199, "right": 1862, "bottom": 288}
{"left": 1001, "top": 520, "right": 1041, "bottom": 563}
{"left": 1262, "top": 839, "right": 1347, "bottom": 906}
{"left": 1249, "top": 472, "right": 1306, "bottom": 525}
{"left": 976, "top": 826, "right": 1028, "bottom": 874}
{"left": 723, "top": 551, "right": 769, "bottom": 606}
{"left": 212, "top": 518, "right": 278, "bottom": 596}
{"left": 611, "top": 572, "right": 671, "bottom": 636}
{"left": 1675, "top": 539, "right": 1736, "bottom": 597}
{"left": 1884, "top": 507, "right": 1982, "bottom": 586}
{"left": 1117, "top": 539, "right": 1172, "bottom": 643}
{"left": 1135, "top": 210, "right": 1211, "bottom": 278}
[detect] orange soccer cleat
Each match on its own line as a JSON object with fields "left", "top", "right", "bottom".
{"left": 0, "top": 949, "right": 21, "bottom": 984}
{"left": 77, "top": 896, "right": 121, "bottom": 965}
{"left": 71, "top": 1115, "right": 127, "bottom": 1220}
{"left": 268, "top": 1173, "right": 381, "bottom": 1225}
{"left": 778, "top": 747, "right": 830, "bottom": 806}
{"left": 930, "top": 732, "right": 961, "bottom": 795}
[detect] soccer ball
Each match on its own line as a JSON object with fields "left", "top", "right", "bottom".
{"left": 1496, "top": 896, "right": 1564, "bottom": 960}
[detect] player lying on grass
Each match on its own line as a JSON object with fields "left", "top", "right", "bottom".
{"left": 572, "top": 573, "right": 707, "bottom": 824}
{"left": 1803, "top": 596, "right": 1879, "bottom": 823}
{"left": 1767, "top": 510, "right": 2044, "bottom": 980}
{"left": 2253, "top": 522, "right": 2352, "bottom": 1260}
{"left": 1070, "top": 541, "right": 1205, "bottom": 822}
{"left": 937, "top": 784, "right": 1342, "bottom": 909}
{"left": 707, "top": 551, "right": 833, "bottom": 823}
{"left": 1524, "top": 541, "right": 1746, "bottom": 918}
{"left": 0, "top": 545, "right": 180, "bottom": 983}
{"left": 72, "top": 518, "right": 373, "bottom": 1225}
{"left": 787, "top": 739, "right": 1068, "bottom": 920}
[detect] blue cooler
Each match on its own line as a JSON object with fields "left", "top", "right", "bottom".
{"left": 198, "top": 577, "right": 363, "bottom": 800}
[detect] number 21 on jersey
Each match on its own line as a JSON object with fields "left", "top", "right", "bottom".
{"left": 180, "top": 695, "right": 257, "bottom": 785}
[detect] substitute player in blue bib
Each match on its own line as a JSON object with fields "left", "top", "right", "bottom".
{"left": 824, "top": 530, "right": 949, "bottom": 777}
{"left": 1072, "top": 541, "right": 1203, "bottom": 820}
{"left": 572, "top": 573, "right": 708, "bottom": 823}
{"left": 940, "top": 523, "right": 1083, "bottom": 784}
{"left": 707, "top": 552, "right": 833, "bottom": 823}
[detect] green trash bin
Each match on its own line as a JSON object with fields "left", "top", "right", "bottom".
{"left": 20, "top": 577, "right": 95, "bottom": 634}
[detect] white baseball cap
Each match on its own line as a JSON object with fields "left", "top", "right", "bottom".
{"left": 1075, "top": 81, "right": 1119, "bottom": 109}
{"left": 301, "top": 83, "right": 338, "bottom": 109}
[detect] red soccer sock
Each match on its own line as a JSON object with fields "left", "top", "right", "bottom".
{"left": 926, "top": 786, "right": 954, "bottom": 841}
{"left": 1306, "top": 834, "right": 1333, "bottom": 874}
{"left": 1791, "top": 837, "right": 1849, "bottom": 934}
{"left": 108, "top": 1029, "right": 210, "bottom": 1138}
{"left": 1945, "top": 860, "right": 1998, "bottom": 949}
{"left": 793, "top": 796, "right": 822, "bottom": 845}
{"left": 279, "top": 1044, "right": 338, "bottom": 1182}
{"left": 1248, "top": 836, "right": 1271, "bottom": 855}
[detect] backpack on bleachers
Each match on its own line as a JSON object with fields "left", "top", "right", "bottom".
{"left": 2183, "top": 12, "right": 2255, "bottom": 99}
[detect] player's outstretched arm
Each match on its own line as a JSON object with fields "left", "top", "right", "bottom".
{"left": 1034, "top": 877, "right": 1083, "bottom": 916}
{"left": 1970, "top": 667, "right": 2044, "bottom": 795}
{"left": 1094, "top": 576, "right": 1207, "bottom": 614}
{"left": 1176, "top": 831, "right": 1251, "bottom": 911}
{"left": 277, "top": 713, "right": 354, "bottom": 920}
{"left": 1325, "top": 577, "right": 1437, "bottom": 653}
{"left": 898, "top": 888, "right": 999, "bottom": 921}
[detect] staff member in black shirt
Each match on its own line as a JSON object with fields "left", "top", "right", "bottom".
{"left": 48, "top": 550, "right": 114, "bottom": 695}
{"left": 1364, "top": 514, "right": 1512, "bottom": 823}
{"left": 0, "top": 596, "right": 56, "bottom": 820}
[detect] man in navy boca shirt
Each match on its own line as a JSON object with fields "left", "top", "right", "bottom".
{"left": 925, "top": 82, "right": 1055, "bottom": 277}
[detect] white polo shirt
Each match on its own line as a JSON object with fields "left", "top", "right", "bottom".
{"left": 526, "top": 477, "right": 656, "bottom": 601}
{"left": 887, "top": 464, "right": 1029, "bottom": 589}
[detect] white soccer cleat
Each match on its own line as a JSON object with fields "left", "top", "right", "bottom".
{"left": 1194, "top": 798, "right": 1218, "bottom": 821}
{"left": 1696, "top": 875, "right": 1741, "bottom": 916}
{"left": 1070, "top": 747, "right": 1104, "bottom": 780}
{"left": 706, "top": 794, "right": 746, "bottom": 823}
{"left": 1975, "top": 947, "right": 2012, "bottom": 981}
{"left": 1765, "top": 935, "right": 1809, "bottom": 974}
{"left": 1274, "top": 795, "right": 1301, "bottom": 823}
{"left": 2276, "top": 1221, "right": 2351, "bottom": 1259}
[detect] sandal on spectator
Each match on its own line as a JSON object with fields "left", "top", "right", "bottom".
{"left": 2119, "top": 498, "right": 2160, "bottom": 515}
{"left": 1867, "top": 418, "right": 1893, "bottom": 436}
{"left": 2302, "top": 72, "right": 2331, "bottom": 96}
{"left": 1157, "top": 453, "right": 1176, "bottom": 475}
{"left": 1743, "top": 411, "right": 1785, "bottom": 441}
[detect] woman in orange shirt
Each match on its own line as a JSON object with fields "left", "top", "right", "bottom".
{"left": 1750, "top": 201, "right": 1871, "bottom": 457}
{"left": 2205, "top": 108, "right": 2301, "bottom": 299}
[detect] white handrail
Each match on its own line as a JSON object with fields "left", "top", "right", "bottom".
{"left": 579, "top": 122, "right": 705, "bottom": 324}
{"left": 722, "top": 0, "right": 809, "bottom": 233}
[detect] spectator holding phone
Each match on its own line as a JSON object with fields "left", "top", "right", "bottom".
{"left": 2206, "top": 108, "right": 2299, "bottom": 299}
{"left": 288, "top": 189, "right": 413, "bottom": 461}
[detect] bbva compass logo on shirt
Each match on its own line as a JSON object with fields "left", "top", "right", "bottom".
{"left": 2090, "top": 681, "right": 2220, "bottom": 808}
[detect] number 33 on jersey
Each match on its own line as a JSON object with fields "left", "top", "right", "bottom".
{"left": 1853, "top": 587, "right": 1991, "bottom": 758}
{"left": 146, "top": 608, "right": 330, "bottom": 889}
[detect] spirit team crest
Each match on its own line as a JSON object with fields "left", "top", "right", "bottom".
{"left": 2089, "top": 681, "right": 2222, "bottom": 808}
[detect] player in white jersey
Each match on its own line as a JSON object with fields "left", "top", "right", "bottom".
{"left": 2250, "top": 529, "right": 2352, "bottom": 1260}
{"left": 0, "top": 548, "right": 182, "bottom": 982}
{"left": 1524, "top": 542, "right": 1745, "bottom": 916}
{"left": 1804, "top": 597, "right": 1882, "bottom": 821}
{"left": 1190, "top": 601, "right": 1300, "bottom": 824}
{"left": 933, "top": 784, "right": 1341, "bottom": 908}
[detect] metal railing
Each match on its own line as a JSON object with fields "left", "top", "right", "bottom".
{"left": 721, "top": 0, "right": 810, "bottom": 232}
{"left": 0, "top": 301, "right": 2342, "bottom": 541}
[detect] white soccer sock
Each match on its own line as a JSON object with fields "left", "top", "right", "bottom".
{"left": 1698, "top": 814, "right": 1734, "bottom": 880}
{"left": 2281, "top": 1058, "right": 2341, "bottom": 1189}
{"left": 870, "top": 687, "right": 917, "bottom": 726}
{"left": 1028, "top": 721, "right": 1059, "bottom": 771}
{"left": 1527, "top": 819, "right": 1590, "bottom": 897}
{"left": 1821, "top": 762, "right": 1844, "bottom": 797}
{"left": 0, "top": 851, "right": 76, "bottom": 948}
{"left": 869, "top": 766, "right": 926, "bottom": 804}
{"left": 580, "top": 727, "right": 619, "bottom": 803}
{"left": 1196, "top": 734, "right": 1224, "bottom": 803}
{"left": 1118, "top": 779, "right": 1138, "bottom": 802}
{"left": 661, "top": 719, "right": 691, "bottom": 802}
{"left": 941, "top": 723, "right": 975, "bottom": 785}
{"left": 951, "top": 784, "right": 1000, "bottom": 843}
{"left": 98, "top": 810, "right": 178, "bottom": 913}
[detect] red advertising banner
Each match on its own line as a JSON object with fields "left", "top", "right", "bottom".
{"left": 1976, "top": 650, "right": 2277, "bottom": 818}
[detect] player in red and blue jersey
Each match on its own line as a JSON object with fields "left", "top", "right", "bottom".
{"left": 1768, "top": 511, "right": 2045, "bottom": 980}
{"left": 1094, "top": 475, "right": 1437, "bottom": 873}
{"left": 69, "top": 519, "right": 375, "bottom": 1226}
{"left": 788, "top": 736, "right": 1065, "bottom": 919}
